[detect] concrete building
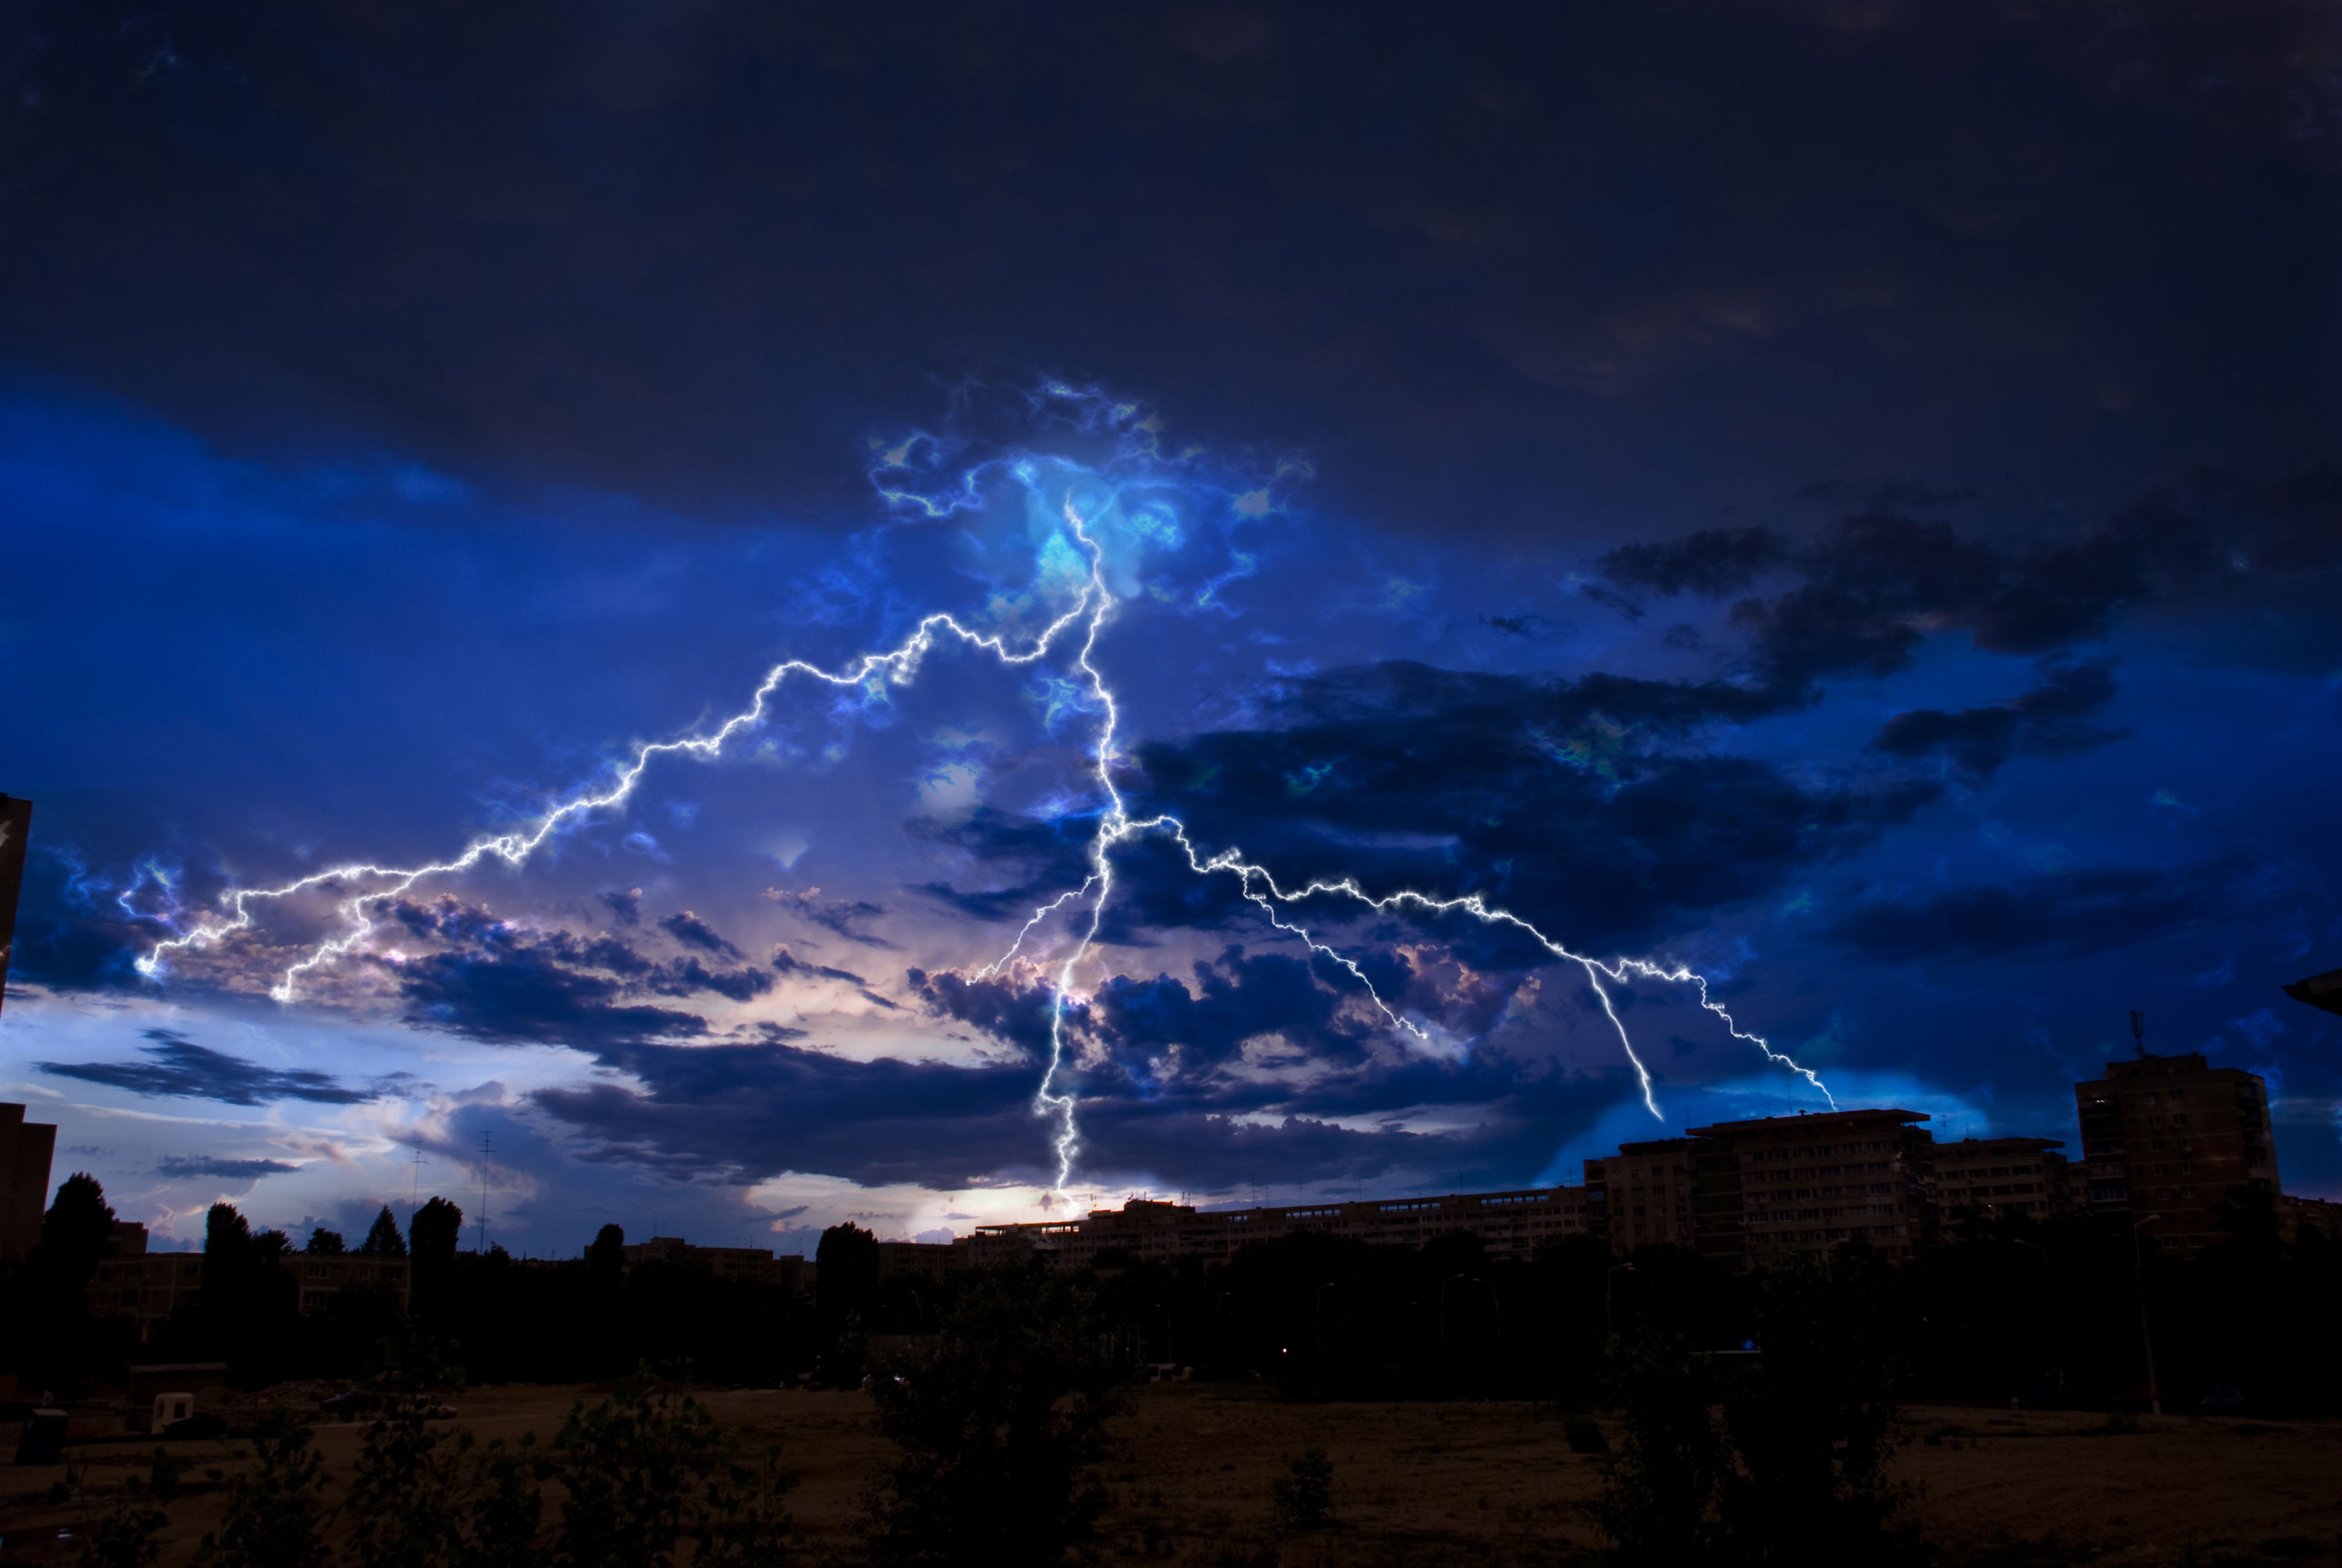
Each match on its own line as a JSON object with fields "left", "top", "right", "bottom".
{"left": 621, "top": 1236, "right": 788, "bottom": 1285}
{"left": 1686, "top": 1108, "right": 1939, "bottom": 1270}
{"left": 85, "top": 1225, "right": 207, "bottom": 1330}
{"left": 282, "top": 1251, "right": 411, "bottom": 1315}
{"left": 1930, "top": 1136, "right": 2077, "bottom": 1221}
{"left": 1584, "top": 1138, "right": 1699, "bottom": 1250}
{"left": 877, "top": 1241, "right": 963, "bottom": 1281}
{"left": 968, "top": 1186, "right": 1595, "bottom": 1269}
{"left": 2278, "top": 1193, "right": 2342, "bottom": 1243}
{"left": 2076, "top": 1052, "right": 2278, "bottom": 1257}
{"left": 0, "top": 1101, "right": 58, "bottom": 1262}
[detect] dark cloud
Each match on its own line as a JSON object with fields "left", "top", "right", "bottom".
{"left": 384, "top": 912, "right": 710, "bottom": 1051}
{"left": 771, "top": 947, "right": 870, "bottom": 987}
{"left": 1596, "top": 526, "right": 1792, "bottom": 599}
{"left": 599, "top": 888, "right": 642, "bottom": 926}
{"left": 38, "top": 1029, "right": 376, "bottom": 1105}
{"left": 1870, "top": 661, "right": 2128, "bottom": 778}
{"left": 1, "top": 2, "right": 2331, "bottom": 538}
{"left": 1607, "top": 475, "right": 2342, "bottom": 694}
{"left": 643, "top": 957, "right": 774, "bottom": 1004}
{"left": 657, "top": 910, "right": 740, "bottom": 959}
{"left": 999, "top": 660, "right": 1948, "bottom": 958}
{"left": 1824, "top": 860, "right": 2251, "bottom": 964}
{"left": 1091, "top": 947, "right": 1375, "bottom": 1076}
{"left": 909, "top": 969, "right": 1064, "bottom": 1063}
{"left": 155, "top": 1155, "right": 301, "bottom": 1179}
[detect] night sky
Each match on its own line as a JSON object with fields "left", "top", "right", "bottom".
{"left": 3, "top": 1, "right": 2337, "bottom": 1256}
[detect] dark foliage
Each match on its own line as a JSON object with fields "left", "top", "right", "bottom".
{"left": 361, "top": 1206, "right": 409, "bottom": 1257}
{"left": 1270, "top": 1449, "right": 1335, "bottom": 1533}
{"left": 859, "top": 1265, "right": 1121, "bottom": 1567}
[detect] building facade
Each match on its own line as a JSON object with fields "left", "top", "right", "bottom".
{"left": 1930, "top": 1136, "right": 2077, "bottom": 1221}
{"left": 968, "top": 1186, "right": 1596, "bottom": 1269}
{"left": 2075, "top": 1052, "right": 2278, "bottom": 1256}
{"left": 1583, "top": 1138, "right": 1699, "bottom": 1250}
{"left": 621, "top": 1236, "right": 790, "bottom": 1285}
{"left": 0, "top": 1101, "right": 57, "bottom": 1262}
{"left": 1687, "top": 1109, "right": 1939, "bottom": 1270}
{"left": 282, "top": 1252, "right": 411, "bottom": 1315}
{"left": 86, "top": 1225, "right": 206, "bottom": 1328}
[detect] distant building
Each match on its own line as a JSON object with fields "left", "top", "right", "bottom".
{"left": 1686, "top": 1108, "right": 1940, "bottom": 1270}
{"left": 2278, "top": 1193, "right": 2342, "bottom": 1243}
{"left": 968, "top": 1186, "right": 1595, "bottom": 1269}
{"left": 621, "top": 1236, "right": 813, "bottom": 1291}
{"left": 1930, "top": 1136, "right": 2077, "bottom": 1221}
{"left": 876, "top": 1241, "right": 963, "bottom": 1281}
{"left": 282, "top": 1252, "right": 410, "bottom": 1314}
{"left": 86, "top": 1225, "right": 206, "bottom": 1330}
{"left": 0, "top": 795, "right": 32, "bottom": 1024}
{"left": 1584, "top": 1138, "right": 1699, "bottom": 1250}
{"left": 2075, "top": 1052, "right": 2278, "bottom": 1257}
{"left": 0, "top": 1102, "right": 58, "bottom": 1262}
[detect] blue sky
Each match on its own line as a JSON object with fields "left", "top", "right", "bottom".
{"left": 1, "top": 2, "right": 2337, "bottom": 1253}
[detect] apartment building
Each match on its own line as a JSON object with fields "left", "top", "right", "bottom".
{"left": 967, "top": 1186, "right": 1596, "bottom": 1269}
{"left": 622, "top": 1236, "right": 788, "bottom": 1285}
{"left": 2076, "top": 1052, "right": 2277, "bottom": 1257}
{"left": 0, "top": 1101, "right": 57, "bottom": 1262}
{"left": 282, "top": 1251, "right": 411, "bottom": 1315}
{"left": 1930, "top": 1136, "right": 2077, "bottom": 1221}
{"left": 86, "top": 1225, "right": 205, "bottom": 1328}
{"left": 1583, "top": 1138, "right": 1699, "bottom": 1250}
{"left": 1686, "top": 1108, "right": 1939, "bottom": 1270}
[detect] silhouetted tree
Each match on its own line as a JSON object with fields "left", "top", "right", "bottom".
{"left": 409, "top": 1196, "right": 464, "bottom": 1316}
{"left": 304, "top": 1228, "right": 346, "bottom": 1255}
{"left": 589, "top": 1223, "right": 625, "bottom": 1282}
{"left": 359, "top": 1205, "right": 408, "bottom": 1257}
{"left": 41, "top": 1173, "right": 118, "bottom": 1288}
{"left": 816, "top": 1222, "right": 880, "bottom": 1378}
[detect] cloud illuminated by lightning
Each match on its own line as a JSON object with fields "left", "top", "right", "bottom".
{"left": 136, "top": 471, "right": 1831, "bottom": 1190}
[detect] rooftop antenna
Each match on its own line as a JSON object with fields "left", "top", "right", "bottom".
{"left": 408, "top": 1144, "right": 425, "bottom": 1209}
{"left": 476, "top": 1130, "right": 493, "bottom": 1253}
{"left": 2129, "top": 1008, "right": 2147, "bottom": 1060}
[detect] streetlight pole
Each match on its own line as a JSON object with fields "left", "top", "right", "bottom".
{"left": 1607, "top": 1262, "right": 1638, "bottom": 1346}
{"left": 2011, "top": 1238, "right": 2061, "bottom": 1392}
{"left": 2131, "top": 1214, "right": 2163, "bottom": 1417}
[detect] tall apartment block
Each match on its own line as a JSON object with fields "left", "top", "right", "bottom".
{"left": 1, "top": 1101, "right": 59, "bottom": 1261}
{"left": 2075, "top": 1051, "right": 2279, "bottom": 1256}
{"left": 1687, "top": 1108, "right": 1939, "bottom": 1270}
{"left": 1582, "top": 1138, "right": 1699, "bottom": 1250}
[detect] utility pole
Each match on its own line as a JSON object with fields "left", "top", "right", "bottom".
{"left": 2130, "top": 1008, "right": 2146, "bottom": 1059}
{"left": 2132, "top": 1213, "right": 2162, "bottom": 1417}
{"left": 409, "top": 1145, "right": 425, "bottom": 1210}
{"left": 477, "top": 1131, "right": 494, "bottom": 1253}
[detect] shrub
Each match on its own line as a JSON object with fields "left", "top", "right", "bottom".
{"left": 196, "top": 1410, "right": 331, "bottom": 1568}
{"left": 552, "top": 1367, "right": 793, "bottom": 1568}
{"left": 1270, "top": 1449, "right": 1335, "bottom": 1532}
{"left": 859, "top": 1265, "right": 1120, "bottom": 1566}
{"left": 1563, "top": 1417, "right": 1610, "bottom": 1454}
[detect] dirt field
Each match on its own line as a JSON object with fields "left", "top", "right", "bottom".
{"left": 4, "top": 1385, "right": 2338, "bottom": 1564}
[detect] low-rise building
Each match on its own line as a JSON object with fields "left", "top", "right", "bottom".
{"left": 86, "top": 1225, "right": 206, "bottom": 1329}
{"left": 2278, "top": 1193, "right": 2342, "bottom": 1243}
{"left": 877, "top": 1241, "right": 963, "bottom": 1280}
{"left": 622, "top": 1236, "right": 785, "bottom": 1285}
{"left": 282, "top": 1252, "right": 410, "bottom": 1315}
{"left": 968, "top": 1185, "right": 1595, "bottom": 1269}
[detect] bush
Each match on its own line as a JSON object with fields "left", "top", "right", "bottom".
{"left": 1563, "top": 1417, "right": 1610, "bottom": 1454}
{"left": 552, "top": 1367, "right": 793, "bottom": 1568}
{"left": 196, "top": 1410, "right": 331, "bottom": 1568}
{"left": 859, "top": 1265, "right": 1120, "bottom": 1566}
{"left": 1270, "top": 1449, "right": 1335, "bottom": 1532}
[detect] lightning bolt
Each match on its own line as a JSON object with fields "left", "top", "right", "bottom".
{"left": 136, "top": 484, "right": 1830, "bottom": 1193}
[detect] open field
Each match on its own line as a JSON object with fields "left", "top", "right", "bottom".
{"left": 4, "top": 1385, "right": 2340, "bottom": 1564}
